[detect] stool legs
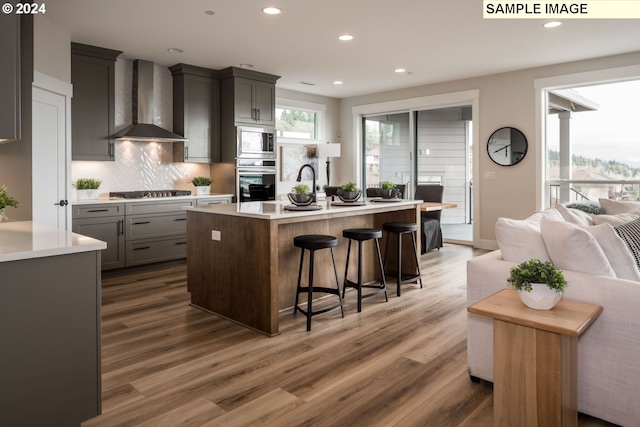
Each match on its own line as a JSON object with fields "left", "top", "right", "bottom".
{"left": 293, "top": 246, "right": 343, "bottom": 331}
{"left": 343, "top": 237, "right": 388, "bottom": 312}
{"left": 383, "top": 229, "right": 423, "bottom": 297}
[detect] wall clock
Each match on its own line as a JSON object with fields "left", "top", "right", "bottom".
{"left": 487, "top": 127, "right": 528, "bottom": 166}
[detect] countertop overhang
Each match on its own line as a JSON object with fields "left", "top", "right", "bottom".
{"left": 0, "top": 221, "right": 107, "bottom": 263}
{"left": 185, "top": 199, "right": 423, "bottom": 220}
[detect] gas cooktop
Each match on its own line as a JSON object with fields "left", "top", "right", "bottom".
{"left": 109, "top": 190, "right": 191, "bottom": 199}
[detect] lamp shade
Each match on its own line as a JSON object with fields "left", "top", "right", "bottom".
{"left": 316, "top": 143, "right": 341, "bottom": 158}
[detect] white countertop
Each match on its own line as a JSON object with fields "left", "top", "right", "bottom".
{"left": 0, "top": 221, "right": 107, "bottom": 263}
{"left": 185, "top": 198, "right": 422, "bottom": 220}
{"left": 72, "top": 193, "right": 234, "bottom": 205}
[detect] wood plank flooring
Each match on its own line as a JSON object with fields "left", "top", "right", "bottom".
{"left": 83, "top": 244, "right": 615, "bottom": 427}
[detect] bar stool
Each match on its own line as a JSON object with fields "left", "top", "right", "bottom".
{"left": 293, "top": 234, "right": 344, "bottom": 331}
{"left": 342, "top": 228, "right": 388, "bottom": 312}
{"left": 382, "top": 222, "right": 423, "bottom": 296}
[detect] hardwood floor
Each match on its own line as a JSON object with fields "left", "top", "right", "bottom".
{"left": 83, "top": 244, "right": 615, "bottom": 427}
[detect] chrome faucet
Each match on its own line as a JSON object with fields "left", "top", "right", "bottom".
{"left": 296, "top": 163, "right": 317, "bottom": 203}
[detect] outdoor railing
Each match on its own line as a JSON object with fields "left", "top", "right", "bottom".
{"left": 548, "top": 179, "right": 640, "bottom": 206}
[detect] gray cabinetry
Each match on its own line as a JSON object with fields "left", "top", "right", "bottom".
{"left": 71, "top": 43, "right": 121, "bottom": 161}
{"left": 196, "top": 196, "right": 233, "bottom": 206}
{"left": 170, "top": 64, "right": 220, "bottom": 163}
{"left": 220, "top": 67, "right": 280, "bottom": 130}
{"left": 0, "top": 250, "right": 101, "bottom": 426}
{"left": 72, "top": 203, "right": 125, "bottom": 270}
{"left": 125, "top": 199, "right": 192, "bottom": 266}
{"left": 0, "top": 8, "right": 20, "bottom": 143}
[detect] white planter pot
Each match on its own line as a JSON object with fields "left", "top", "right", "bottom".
{"left": 77, "top": 189, "right": 99, "bottom": 200}
{"left": 194, "top": 185, "right": 211, "bottom": 195}
{"left": 518, "top": 283, "right": 562, "bottom": 310}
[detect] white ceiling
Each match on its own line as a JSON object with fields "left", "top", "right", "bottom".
{"left": 45, "top": 0, "right": 640, "bottom": 99}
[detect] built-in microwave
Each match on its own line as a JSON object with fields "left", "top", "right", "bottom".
{"left": 237, "top": 125, "right": 275, "bottom": 159}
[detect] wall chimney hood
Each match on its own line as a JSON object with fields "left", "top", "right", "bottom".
{"left": 113, "top": 59, "right": 187, "bottom": 142}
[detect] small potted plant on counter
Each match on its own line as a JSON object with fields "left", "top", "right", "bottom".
{"left": 0, "top": 185, "right": 19, "bottom": 222}
{"left": 191, "top": 176, "right": 212, "bottom": 195}
{"left": 337, "top": 181, "right": 361, "bottom": 202}
{"left": 507, "top": 258, "right": 567, "bottom": 310}
{"left": 378, "top": 180, "right": 399, "bottom": 199}
{"left": 288, "top": 183, "right": 313, "bottom": 206}
{"left": 74, "top": 178, "right": 101, "bottom": 200}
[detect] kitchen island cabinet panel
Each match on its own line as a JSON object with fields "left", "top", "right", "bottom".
{"left": 186, "top": 200, "right": 421, "bottom": 335}
{"left": 0, "top": 250, "right": 102, "bottom": 426}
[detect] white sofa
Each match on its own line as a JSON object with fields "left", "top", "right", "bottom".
{"left": 467, "top": 201, "right": 640, "bottom": 427}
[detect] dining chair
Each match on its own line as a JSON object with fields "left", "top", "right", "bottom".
{"left": 414, "top": 184, "right": 444, "bottom": 253}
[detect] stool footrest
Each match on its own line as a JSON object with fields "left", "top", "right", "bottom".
{"left": 344, "top": 279, "right": 387, "bottom": 299}
{"left": 295, "top": 302, "right": 343, "bottom": 317}
{"left": 384, "top": 270, "right": 421, "bottom": 285}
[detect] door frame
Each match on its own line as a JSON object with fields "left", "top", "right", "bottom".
{"left": 352, "top": 89, "right": 480, "bottom": 246}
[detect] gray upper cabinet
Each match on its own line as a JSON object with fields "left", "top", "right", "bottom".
{"left": 220, "top": 67, "right": 280, "bottom": 127}
{"left": 170, "top": 64, "right": 220, "bottom": 163}
{"left": 0, "top": 10, "right": 21, "bottom": 143}
{"left": 71, "top": 43, "right": 121, "bottom": 161}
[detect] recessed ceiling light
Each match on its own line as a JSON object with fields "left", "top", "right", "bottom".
{"left": 333, "top": 81, "right": 343, "bottom": 85}
{"left": 262, "top": 7, "right": 281, "bottom": 15}
{"left": 544, "top": 21, "right": 562, "bottom": 28}
{"left": 394, "top": 68, "right": 406, "bottom": 73}
{"left": 204, "top": 10, "right": 215, "bottom": 16}
{"left": 240, "top": 63, "right": 254, "bottom": 69}
{"left": 167, "top": 48, "right": 184, "bottom": 53}
{"left": 338, "top": 34, "right": 354, "bottom": 41}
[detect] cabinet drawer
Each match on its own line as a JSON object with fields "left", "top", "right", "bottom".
{"left": 196, "top": 197, "right": 232, "bottom": 206}
{"left": 72, "top": 203, "right": 124, "bottom": 219}
{"left": 126, "top": 237, "right": 187, "bottom": 266}
{"left": 126, "top": 200, "right": 193, "bottom": 215}
{"left": 126, "top": 213, "right": 186, "bottom": 240}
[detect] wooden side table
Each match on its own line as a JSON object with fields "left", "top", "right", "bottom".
{"left": 468, "top": 289, "right": 602, "bottom": 427}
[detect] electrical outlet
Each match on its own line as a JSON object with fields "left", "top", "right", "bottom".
{"left": 211, "top": 230, "right": 221, "bottom": 241}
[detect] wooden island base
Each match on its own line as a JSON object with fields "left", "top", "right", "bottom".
{"left": 186, "top": 200, "right": 421, "bottom": 335}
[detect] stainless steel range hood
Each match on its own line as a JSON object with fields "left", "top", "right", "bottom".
{"left": 113, "top": 60, "right": 187, "bottom": 142}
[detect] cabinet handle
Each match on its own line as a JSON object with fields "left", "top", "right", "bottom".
{"left": 133, "top": 246, "right": 151, "bottom": 251}
{"left": 108, "top": 141, "right": 114, "bottom": 159}
{"left": 119, "top": 219, "right": 124, "bottom": 236}
{"left": 174, "top": 241, "right": 187, "bottom": 246}
{"left": 87, "top": 209, "right": 109, "bottom": 213}
{"left": 185, "top": 146, "right": 189, "bottom": 160}
{"left": 133, "top": 221, "right": 151, "bottom": 225}
{"left": 256, "top": 108, "right": 260, "bottom": 121}
{"left": 173, "top": 218, "right": 187, "bottom": 222}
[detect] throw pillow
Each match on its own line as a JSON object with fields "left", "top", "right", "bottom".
{"left": 540, "top": 217, "right": 616, "bottom": 277}
{"left": 565, "top": 202, "right": 604, "bottom": 215}
{"left": 614, "top": 217, "right": 640, "bottom": 271}
{"left": 556, "top": 203, "right": 594, "bottom": 226}
{"left": 495, "top": 215, "right": 551, "bottom": 263}
{"left": 591, "top": 209, "right": 640, "bottom": 227}
{"left": 599, "top": 198, "right": 640, "bottom": 215}
{"left": 584, "top": 222, "right": 640, "bottom": 281}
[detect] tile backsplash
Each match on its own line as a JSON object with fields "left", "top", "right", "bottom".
{"left": 71, "top": 58, "right": 209, "bottom": 196}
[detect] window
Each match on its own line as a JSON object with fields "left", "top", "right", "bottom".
{"left": 545, "top": 79, "right": 640, "bottom": 204}
{"left": 276, "top": 107, "right": 316, "bottom": 139}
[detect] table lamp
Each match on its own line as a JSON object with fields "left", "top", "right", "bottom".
{"left": 316, "top": 143, "right": 341, "bottom": 186}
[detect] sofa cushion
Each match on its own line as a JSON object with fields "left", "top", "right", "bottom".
{"left": 495, "top": 213, "right": 551, "bottom": 263}
{"left": 585, "top": 222, "right": 640, "bottom": 281}
{"left": 556, "top": 203, "right": 594, "bottom": 226}
{"left": 614, "top": 217, "right": 640, "bottom": 271}
{"left": 599, "top": 198, "right": 640, "bottom": 215}
{"left": 540, "top": 217, "right": 616, "bottom": 277}
{"left": 591, "top": 210, "right": 640, "bottom": 226}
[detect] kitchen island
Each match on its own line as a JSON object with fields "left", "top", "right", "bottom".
{"left": 186, "top": 199, "right": 422, "bottom": 335}
{"left": 0, "top": 222, "right": 106, "bottom": 426}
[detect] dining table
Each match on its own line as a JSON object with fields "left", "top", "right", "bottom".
{"left": 420, "top": 201, "right": 458, "bottom": 211}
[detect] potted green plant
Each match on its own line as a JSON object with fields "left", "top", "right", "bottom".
{"left": 507, "top": 258, "right": 567, "bottom": 310}
{"left": 378, "top": 180, "right": 399, "bottom": 199}
{"left": 191, "top": 176, "right": 212, "bottom": 195}
{"left": 288, "top": 183, "right": 313, "bottom": 206}
{"left": 0, "top": 185, "right": 19, "bottom": 221}
{"left": 337, "top": 181, "right": 361, "bottom": 202}
{"left": 74, "top": 178, "right": 101, "bottom": 200}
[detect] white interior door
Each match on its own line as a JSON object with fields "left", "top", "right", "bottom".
{"left": 32, "top": 74, "right": 72, "bottom": 230}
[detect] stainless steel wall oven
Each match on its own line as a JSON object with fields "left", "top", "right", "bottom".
{"left": 236, "top": 159, "right": 277, "bottom": 202}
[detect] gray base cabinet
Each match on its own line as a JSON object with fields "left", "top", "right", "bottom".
{"left": 0, "top": 8, "right": 21, "bottom": 143}
{"left": 0, "top": 251, "right": 102, "bottom": 427}
{"left": 72, "top": 203, "right": 125, "bottom": 270}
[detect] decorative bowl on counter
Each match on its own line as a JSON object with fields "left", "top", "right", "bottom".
{"left": 337, "top": 189, "right": 362, "bottom": 203}
{"left": 378, "top": 188, "right": 399, "bottom": 199}
{"left": 287, "top": 193, "right": 314, "bottom": 206}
